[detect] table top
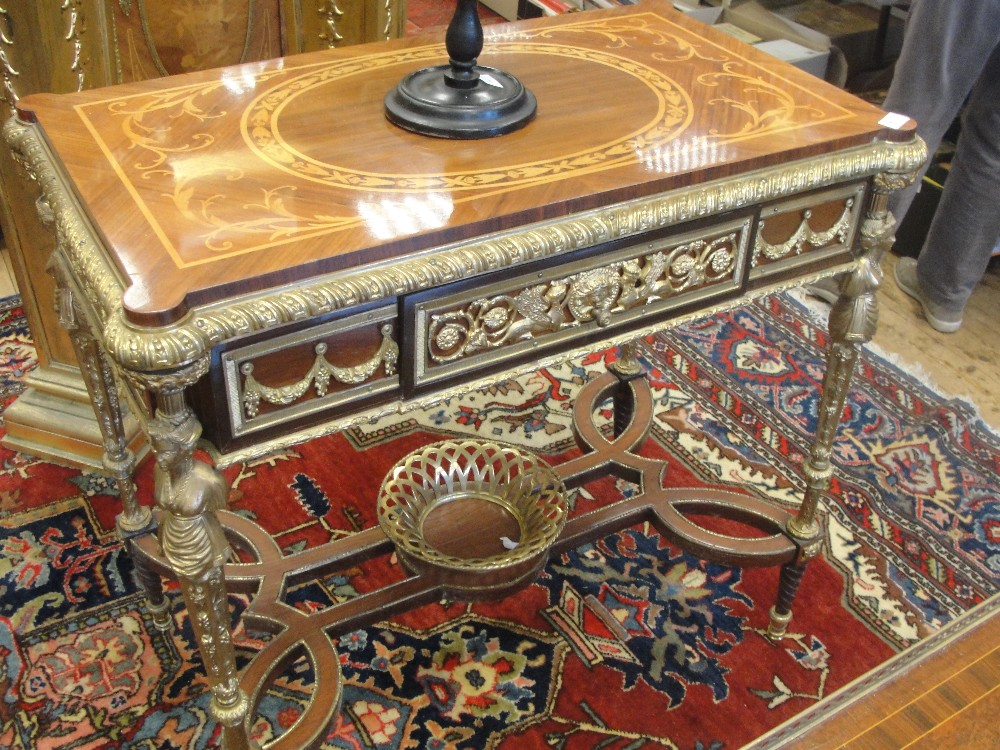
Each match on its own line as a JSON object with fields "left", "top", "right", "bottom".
{"left": 18, "top": 0, "right": 911, "bottom": 327}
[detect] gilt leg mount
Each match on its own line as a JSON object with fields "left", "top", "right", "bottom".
{"left": 770, "top": 244, "right": 885, "bottom": 638}
{"left": 53, "top": 283, "right": 149, "bottom": 533}
{"left": 46, "top": 277, "right": 171, "bottom": 633}
{"left": 143, "top": 367, "right": 256, "bottom": 750}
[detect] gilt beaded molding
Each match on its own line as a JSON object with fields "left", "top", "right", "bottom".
{"left": 4, "top": 114, "right": 926, "bottom": 375}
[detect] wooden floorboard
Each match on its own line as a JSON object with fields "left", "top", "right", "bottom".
{"left": 747, "top": 598, "right": 1000, "bottom": 750}
{"left": 873, "top": 252, "right": 1000, "bottom": 431}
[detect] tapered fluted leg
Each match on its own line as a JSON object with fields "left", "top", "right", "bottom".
{"left": 50, "top": 282, "right": 172, "bottom": 628}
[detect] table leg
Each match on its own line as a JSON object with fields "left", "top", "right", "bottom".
{"left": 769, "top": 171, "right": 904, "bottom": 638}
{"left": 144, "top": 375, "right": 257, "bottom": 750}
{"left": 608, "top": 340, "right": 646, "bottom": 437}
{"left": 49, "top": 281, "right": 173, "bottom": 630}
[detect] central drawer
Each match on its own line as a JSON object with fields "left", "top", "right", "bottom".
{"left": 403, "top": 210, "right": 756, "bottom": 396}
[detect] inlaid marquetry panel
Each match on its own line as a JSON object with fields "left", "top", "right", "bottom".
{"left": 0, "top": 0, "right": 406, "bottom": 468}
{"left": 408, "top": 214, "right": 753, "bottom": 391}
{"left": 219, "top": 305, "right": 399, "bottom": 441}
{"left": 109, "top": 0, "right": 285, "bottom": 81}
{"left": 750, "top": 182, "right": 865, "bottom": 280}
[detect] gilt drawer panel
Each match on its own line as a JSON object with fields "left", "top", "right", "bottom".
{"left": 408, "top": 214, "right": 754, "bottom": 392}
{"left": 751, "top": 182, "right": 866, "bottom": 280}
{"left": 220, "top": 305, "right": 399, "bottom": 440}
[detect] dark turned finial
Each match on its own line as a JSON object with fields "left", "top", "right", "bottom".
{"left": 445, "top": 0, "right": 484, "bottom": 89}
{"left": 383, "top": 0, "right": 536, "bottom": 139}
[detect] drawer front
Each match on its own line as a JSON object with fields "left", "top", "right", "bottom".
{"left": 750, "top": 182, "right": 866, "bottom": 280}
{"left": 219, "top": 305, "right": 399, "bottom": 441}
{"left": 407, "top": 213, "right": 754, "bottom": 392}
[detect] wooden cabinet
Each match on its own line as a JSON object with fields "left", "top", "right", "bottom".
{"left": 0, "top": 0, "right": 406, "bottom": 469}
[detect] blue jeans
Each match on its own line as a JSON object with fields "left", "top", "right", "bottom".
{"left": 882, "top": 0, "right": 1000, "bottom": 311}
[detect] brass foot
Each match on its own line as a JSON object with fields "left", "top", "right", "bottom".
{"left": 145, "top": 596, "right": 173, "bottom": 632}
{"left": 767, "top": 605, "right": 793, "bottom": 641}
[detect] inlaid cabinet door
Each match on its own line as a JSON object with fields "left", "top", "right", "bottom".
{"left": 108, "top": 0, "right": 287, "bottom": 80}
{"left": 108, "top": 0, "right": 408, "bottom": 82}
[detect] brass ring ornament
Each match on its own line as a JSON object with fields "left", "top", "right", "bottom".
{"left": 377, "top": 439, "right": 568, "bottom": 598}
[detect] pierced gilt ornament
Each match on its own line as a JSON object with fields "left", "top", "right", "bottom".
{"left": 377, "top": 439, "right": 567, "bottom": 598}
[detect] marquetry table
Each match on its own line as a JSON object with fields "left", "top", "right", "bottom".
{"left": 6, "top": 2, "right": 924, "bottom": 747}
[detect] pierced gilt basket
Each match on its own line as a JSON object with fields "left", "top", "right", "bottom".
{"left": 377, "top": 439, "right": 568, "bottom": 599}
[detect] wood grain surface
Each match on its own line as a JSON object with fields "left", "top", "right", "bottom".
{"left": 17, "top": 0, "right": 911, "bottom": 325}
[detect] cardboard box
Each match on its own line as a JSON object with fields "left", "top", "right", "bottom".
{"left": 771, "top": 1, "right": 903, "bottom": 81}
{"left": 672, "top": 1, "right": 725, "bottom": 24}
{"left": 481, "top": 0, "right": 521, "bottom": 21}
{"left": 755, "top": 38, "right": 828, "bottom": 79}
{"left": 672, "top": 1, "right": 848, "bottom": 85}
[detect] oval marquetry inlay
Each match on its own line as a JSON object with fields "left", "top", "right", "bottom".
{"left": 245, "top": 43, "right": 693, "bottom": 192}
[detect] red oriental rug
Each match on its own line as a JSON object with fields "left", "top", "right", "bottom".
{"left": 1, "top": 291, "right": 998, "bottom": 749}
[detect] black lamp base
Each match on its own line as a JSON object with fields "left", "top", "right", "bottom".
{"left": 385, "top": 64, "right": 536, "bottom": 139}
{"left": 384, "top": 0, "right": 536, "bottom": 139}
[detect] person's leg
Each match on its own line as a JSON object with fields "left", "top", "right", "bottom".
{"left": 882, "top": 0, "right": 1000, "bottom": 224}
{"left": 910, "top": 36, "right": 1000, "bottom": 319}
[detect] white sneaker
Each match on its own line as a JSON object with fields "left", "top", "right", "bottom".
{"left": 804, "top": 276, "right": 840, "bottom": 305}
{"left": 893, "top": 258, "right": 963, "bottom": 333}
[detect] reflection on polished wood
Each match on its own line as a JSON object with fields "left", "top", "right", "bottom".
{"left": 19, "top": 5, "right": 913, "bottom": 328}
{"left": 7, "top": 3, "right": 926, "bottom": 747}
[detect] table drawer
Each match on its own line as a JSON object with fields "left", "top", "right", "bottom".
{"left": 405, "top": 212, "right": 754, "bottom": 394}
{"left": 751, "top": 182, "right": 866, "bottom": 281}
{"left": 208, "top": 305, "right": 400, "bottom": 448}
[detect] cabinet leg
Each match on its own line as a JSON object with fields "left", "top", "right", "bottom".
{"left": 776, "top": 173, "right": 900, "bottom": 637}
{"left": 59, "top": 291, "right": 148, "bottom": 531}
{"left": 128, "top": 537, "right": 173, "bottom": 631}
{"left": 767, "top": 561, "right": 807, "bottom": 639}
{"left": 52, "top": 284, "right": 170, "bottom": 626}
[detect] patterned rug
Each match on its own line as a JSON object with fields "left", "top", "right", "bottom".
{"left": 1, "top": 291, "right": 998, "bottom": 749}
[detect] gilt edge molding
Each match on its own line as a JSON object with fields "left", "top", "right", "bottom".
{"left": 4, "top": 113, "right": 926, "bottom": 375}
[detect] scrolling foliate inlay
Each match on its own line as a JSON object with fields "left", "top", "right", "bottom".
{"left": 428, "top": 234, "right": 737, "bottom": 364}
{"left": 536, "top": 16, "right": 828, "bottom": 139}
{"left": 241, "top": 324, "right": 399, "bottom": 419}
{"left": 78, "top": 12, "right": 859, "bottom": 258}
{"left": 241, "top": 38, "right": 692, "bottom": 193}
